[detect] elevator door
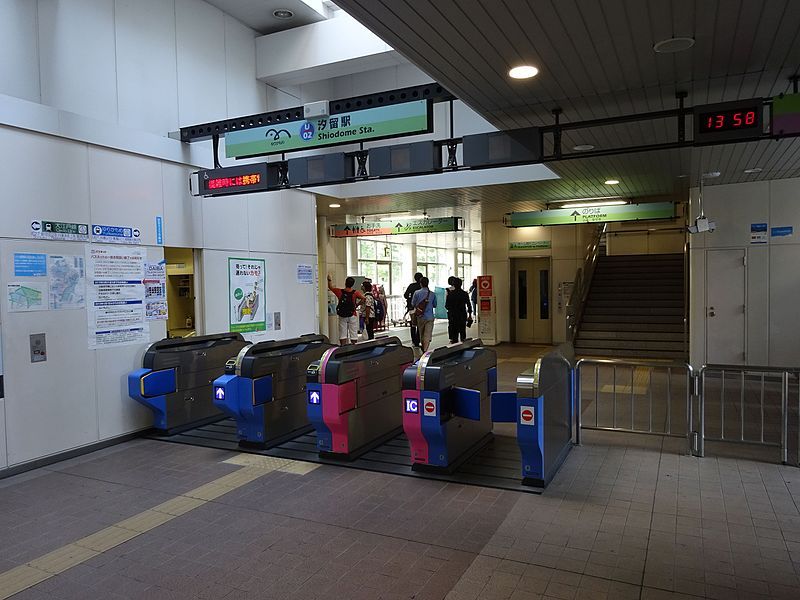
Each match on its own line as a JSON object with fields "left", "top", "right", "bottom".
{"left": 512, "top": 258, "right": 552, "bottom": 344}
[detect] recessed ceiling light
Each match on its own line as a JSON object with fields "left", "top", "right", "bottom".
{"left": 273, "top": 9, "right": 294, "bottom": 19}
{"left": 744, "top": 167, "right": 763, "bottom": 174}
{"left": 329, "top": 203, "right": 341, "bottom": 208}
{"left": 604, "top": 179, "right": 620, "bottom": 185}
{"left": 508, "top": 65, "right": 539, "bottom": 79}
{"left": 573, "top": 144, "right": 595, "bottom": 151}
{"left": 561, "top": 200, "right": 628, "bottom": 209}
{"left": 653, "top": 37, "right": 695, "bottom": 54}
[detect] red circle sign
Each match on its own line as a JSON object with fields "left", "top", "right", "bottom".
{"left": 521, "top": 409, "right": 533, "bottom": 422}
{"left": 424, "top": 401, "right": 435, "bottom": 413}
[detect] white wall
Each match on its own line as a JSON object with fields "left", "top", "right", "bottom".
{"left": 689, "top": 178, "right": 800, "bottom": 367}
{"left": 1, "top": 0, "right": 267, "bottom": 136}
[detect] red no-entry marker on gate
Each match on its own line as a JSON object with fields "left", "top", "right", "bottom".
{"left": 424, "top": 401, "right": 436, "bottom": 416}
{"left": 520, "top": 407, "right": 534, "bottom": 425}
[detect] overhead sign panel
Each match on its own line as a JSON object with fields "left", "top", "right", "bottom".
{"left": 773, "top": 93, "right": 800, "bottom": 135}
{"left": 505, "top": 202, "right": 675, "bottom": 228}
{"left": 191, "top": 164, "right": 271, "bottom": 197}
{"left": 225, "top": 99, "right": 431, "bottom": 158}
{"left": 329, "top": 217, "right": 463, "bottom": 238}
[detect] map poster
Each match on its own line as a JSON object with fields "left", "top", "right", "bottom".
{"left": 228, "top": 258, "right": 266, "bottom": 333}
{"left": 144, "top": 262, "right": 168, "bottom": 321}
{"left": 8, "top": 281, "right": 47, "bottom": 312}
{"left": 86, "top": 245, "right": 148, "bottom": 348}
{"left": 48, "top": 255, "right": 86, "bottom": 310}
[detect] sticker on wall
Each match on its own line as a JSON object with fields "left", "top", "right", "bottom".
{"left": 771, "top": 226, "right": 794, "bottom": 237}
{"left": 48, "top": 255, "right": 86, "bottom": 310}
{"left": 31, "top": 220, "right": 89, "bottom": 242}
{"left": 750, "top": 223, "right": 768, "bottom": 244}
{"left": 155, "top": 216, "right": 163, "bottom": 245}
{"left": 228, "top": 258, "right": 266, "bottom": 333}
{"left": 296, "top": 264, "right": 314, "bottom": 285}
{"left": 14, "top": 253, "right": 48, "bottom": 277}
{"left": 7, "top": 281, "right": 47, "bottom": 312}
{"left": 91, "top": 224, "right": 141, "bottom": 245}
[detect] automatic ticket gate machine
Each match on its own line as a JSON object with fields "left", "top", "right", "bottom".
{"left": 491, "top": 347, "right": 573, "bottom": 487}
{"left": 212, "top": 334, "right": 334, "bottom": 448}
{"left": 306, "top": 337, "right": 414, "bottom": 459}
{"left": 402, "top": 340, "right": 497, "bottom": 472}
{"left": 128, "top": 333, "right": 249, "bottom": 434}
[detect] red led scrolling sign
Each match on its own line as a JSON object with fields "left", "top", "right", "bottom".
{"left": 205, "top": 173, "right": 262, "bottom": 190}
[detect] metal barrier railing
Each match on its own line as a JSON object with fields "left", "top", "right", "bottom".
{"left": 697, "top": 364, "right": 800, "bottom": 463}
{"left": 575, "top": 358, "right": 695, "bottom": 452}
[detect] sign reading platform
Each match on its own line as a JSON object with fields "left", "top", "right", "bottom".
{"left": 225, "top": 100, "right": 431, "bottom": 158}
{"left": 509, "top": 240, "right": 551, "bottom": 250}
{"left": 329, "top": 217, "right": 462, "bottom": 238}
{"left": 505, "top": 202, "right": 675, "bottom": 228}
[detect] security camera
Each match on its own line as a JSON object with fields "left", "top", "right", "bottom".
{"left": 688, "top": 216, "right": 716, "bottom": 234}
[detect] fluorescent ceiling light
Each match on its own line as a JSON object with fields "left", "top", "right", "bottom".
{"left": 508, "top": 65, "right": 539, "bottom": 79}
{"left": 604, "top": 179, "right": 620, "bottom": 185}
{"left": 560, "top": 200, "right": 628, "bottom": 209}
{"left": 573, "top": 144, "right": 595, "bottom": 151}
{"left": 549, "top": 195, "right": 622, "bottom": 204}
{"left": 329, "top": 203, "right": 341, "bottom": 208}
{"left": 744, "top": 167, "right": 763, "bottom": 174}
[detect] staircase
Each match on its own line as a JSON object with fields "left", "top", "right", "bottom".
{"left": 574, "top": 253, "right": 686, "bottom": 360}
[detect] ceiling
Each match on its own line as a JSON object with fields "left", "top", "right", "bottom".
{"left": 206, "top": 0, "right": 328, "bottom": 34}
{"left": 333, "top": 0, "right": 800, "bottom": 207}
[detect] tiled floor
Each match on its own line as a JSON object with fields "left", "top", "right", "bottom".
{"left": 0, "top": 346, "right": 799, "bottom": 599}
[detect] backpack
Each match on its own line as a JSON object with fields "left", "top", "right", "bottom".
{"left": 373, "top": 293, "right": 386, "bottom": 321}
{"left": 336, "top": 289, "right": 356, "bottom": 317}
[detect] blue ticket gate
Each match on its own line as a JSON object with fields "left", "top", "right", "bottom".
{"left": 402, "top": 340, "right": 497, "bottom": 473}
{"left": 491, "top": 347, "right": 574, "bottom": 487}
{"left": 127, "top": 333, "right": 249, "bottom": 434}
{"left": 212, "top": 334, "right": 334, "bottom": 448}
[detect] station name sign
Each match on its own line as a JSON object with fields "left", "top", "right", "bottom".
{"left": 329, "top": 217, "right": 463, "bottom": 238}
{"left": 504, "top": 202, "right": 675, "bottom": 228}
{"left": 225, "top": 100, "right": 432, "bottom": 158}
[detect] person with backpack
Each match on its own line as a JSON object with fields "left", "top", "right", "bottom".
{"left": 411, "top": 276, "right": 437, "bottom": 352}
{"left": 327, "top": 275, "right": 365, "bottom": 345}
{"left": 445, "top": 277, "right": 473, "bottom": 344}
{"left": 404, "top": 272, "right": 423, "bottom": 347}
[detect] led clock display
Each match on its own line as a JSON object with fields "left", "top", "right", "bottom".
{"left": 698, "top": 108, "right": 759, "bottom": 133}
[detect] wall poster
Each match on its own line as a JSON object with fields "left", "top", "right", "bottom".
{"left": 48, "top": 254, "right": 86, "bottom": 310}
{"left": 144, "top": 262, "right": 168, "bottom": 321}
{"left": 86, "top": 246, "right": 148, "bottom": 348}
{"left": 228, "top": 258, "right": 266, "bottom": 333}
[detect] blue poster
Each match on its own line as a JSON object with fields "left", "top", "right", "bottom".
{"left": 156, "top": 216, "right": 163, "bottom": 245}
{"left": 91, "top": 224, "right": 141, "bottom": 244}
{"left": 771, "top": 226, "right": 794, "bottom": 237}
{"left": 13, "top": 253, "right": 47, "bottom": 276}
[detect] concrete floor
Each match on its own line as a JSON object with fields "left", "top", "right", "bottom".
{"left": 0, "top": 344, "right": 798, "bottom": 599}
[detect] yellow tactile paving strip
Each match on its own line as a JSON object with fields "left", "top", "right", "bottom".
{"left": 0, "top": 454, "right": 318, "bottom": 599}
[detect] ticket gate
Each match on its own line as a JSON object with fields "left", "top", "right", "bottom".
{"left": 491, "top": 347, "right": 573, "bottom": 487}
{"left": 306, "top": 337, "right": 414, "bottom": 459}
{"left": 128, "top": 333, "right": 248, "bottom": 434}
{"left": 212, "top": 334, "right": 334, "bottom": 448}
{"left": 402, "top": 340, "right": 497, "bottom": 473}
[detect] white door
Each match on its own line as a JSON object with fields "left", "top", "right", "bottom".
{"left": 706, "top": 249, "right": 745, "bottom": 364}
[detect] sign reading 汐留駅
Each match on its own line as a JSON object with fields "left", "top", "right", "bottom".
{"left": 329, "top": 217, "right": 463, "bottom": 238}
{"left": 509, "top": 240, "right": 551, "bottom": 250}
{"left": 505, "top": 202, "right": 675, "bottom": 228}
{"left": 225, "top": 100, "right": 431, "bottom": 158}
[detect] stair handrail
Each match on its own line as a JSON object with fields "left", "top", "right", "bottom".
{"left": 566, "top": 223, "right": 606, "bottom": 342}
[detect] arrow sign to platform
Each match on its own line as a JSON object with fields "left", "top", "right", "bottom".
{"left": 309, "top": 391, "right": 320, "bottom": 404}
{"left": 215, "top": 387, "right": 225, "bottom": 400}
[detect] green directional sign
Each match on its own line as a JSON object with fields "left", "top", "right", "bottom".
{"left": 509, "top": 240, "right": 551, "bottom": 250}
{"left": 31, "top": 219, "right": 90, "bottom": 241}
{"left": 330, "top": 217, "right": 463, "bottom": 238}
{"left": 225, "top": 100, "right": 432, "bottom": 158}
{"left": 505, "top": 202, "right": 675, "bottom": 227}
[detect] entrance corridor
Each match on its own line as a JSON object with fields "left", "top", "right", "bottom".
{"left": 0, "top": 347, "right": 797, "bottom": 600}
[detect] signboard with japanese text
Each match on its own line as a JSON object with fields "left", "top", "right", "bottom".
{"left": 225, "top": 100, "right": 431, "bottom": 158}
{"left": 228, "top": 258, "right": 266, "bottom": 333}
{"left": 329, "top": 217, "right": 462, "bottom": 238}
{"left": 505, "top": 202, "right": 675, "bottom": 228}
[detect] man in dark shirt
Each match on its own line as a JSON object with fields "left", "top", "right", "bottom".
{"left": 403, "top": 272, "right": 423, "bottom": 347}
{"left": 445, "top": 277, "right": 472, "bottom": 344}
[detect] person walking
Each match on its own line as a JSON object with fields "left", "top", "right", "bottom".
{"left": 327, "top": 275, "right": 365, "bottom": 345}
{"left": 445, "top": 278, "right": 473, "bottom": 343}
{"left": 411, "top": 276, "right": 437, "bottom": 352}
{"left": 469, "top": 278, "right": 478, "bottom": 317}
{"left": 404, "top": 272, "right": 423, "bottom": 347}
{"left": 360, "top": 281, "right": 376, "bottom": 340}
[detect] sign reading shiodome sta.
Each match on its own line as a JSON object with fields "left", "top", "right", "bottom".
{"left": 505, "top": 202, "right": 675, "bottom": 227}
{"left": 225, "top": 100, "right": 431, "bottom": 158}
